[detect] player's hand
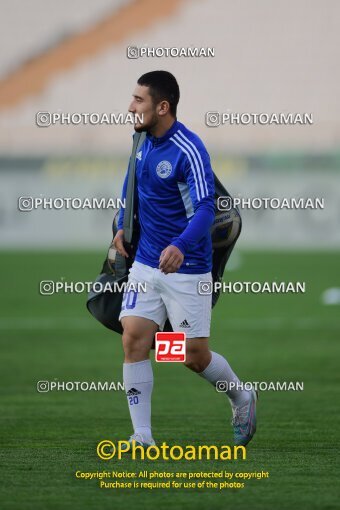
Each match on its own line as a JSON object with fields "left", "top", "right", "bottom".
{"left": 159, "top": 245, "right": 184, "bottom": 274}
{"left": 112, "top": 229, "right": 129, "bottom": 258}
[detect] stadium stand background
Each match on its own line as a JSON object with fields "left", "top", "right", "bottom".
{"left": 0, "top": 0, "right": 339, "bottom": 248}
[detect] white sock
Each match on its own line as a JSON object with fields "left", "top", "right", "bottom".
{"left": 123, "top": 359, "right": 153, "bottom": 440}
{"left": 199, "top": 351, "right": 250, "bottom": 407}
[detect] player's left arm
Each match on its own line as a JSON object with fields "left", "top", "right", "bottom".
{"left": 159, "top": 143, "right": 215, "bottom": 273}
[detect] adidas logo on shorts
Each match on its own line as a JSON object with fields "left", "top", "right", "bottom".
{"left": 179, "top": 319, "right": 191, "bottom": 328}
{"left": 126, "top": 387, "right": 141, "bottom": 396}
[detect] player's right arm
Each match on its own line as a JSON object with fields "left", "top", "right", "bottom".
{"left": 113, "top": 166, "right": 129, "bottom": 258}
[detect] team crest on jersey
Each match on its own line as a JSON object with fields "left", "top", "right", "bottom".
{"left": 156, "top": 160, "right": 172, "bottom": 179}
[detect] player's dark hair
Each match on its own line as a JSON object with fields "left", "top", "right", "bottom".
{"left": 137, "top": 71, "right": 180, "bottom": 117}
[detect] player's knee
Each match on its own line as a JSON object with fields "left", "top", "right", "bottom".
{"left": 184, "top": 345, "right": 210, "bottom": 372}
{"left": 184, "top": 358, "right": 201, "bottom": 372}
{"left": 121, "top": 320, "right": 153, "bottom": 361}
{"left": 123, "top": 333, "right": 142, "bottom": 352}
{"left": 122, "top": 327, "right": 142, "bottom": 353}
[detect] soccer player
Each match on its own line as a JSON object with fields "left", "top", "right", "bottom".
{"left": 113, "top": 71, "right": 257, "bottom": 448}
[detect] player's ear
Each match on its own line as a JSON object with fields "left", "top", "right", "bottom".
{"left": 157, "top": 100, "right": 170, "bottom": 117}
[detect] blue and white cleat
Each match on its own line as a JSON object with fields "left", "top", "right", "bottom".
{"left": 231, "top": 389, "right": 258, "bottom": 446}
{"left": 120, "top": 433, "right": 156, "bottom": 454}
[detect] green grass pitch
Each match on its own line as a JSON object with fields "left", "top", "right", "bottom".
{"left": 0, "top": 250, "right": 339, "bottom": 509}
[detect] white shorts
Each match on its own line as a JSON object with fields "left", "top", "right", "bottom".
{"left": 119, "top": 261, "right": 212, "bottom": 338}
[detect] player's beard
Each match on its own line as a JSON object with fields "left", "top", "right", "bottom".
{"left": 134, "top": 111, "right": 158, "bottom": 133}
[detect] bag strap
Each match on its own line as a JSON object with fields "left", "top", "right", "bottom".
{"left": 123, "top": 131, "right": 146, "bottom": 243}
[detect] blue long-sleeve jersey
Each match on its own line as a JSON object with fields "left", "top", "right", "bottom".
{"left": 118, "top": 120, "right": 215, "bottom": 274}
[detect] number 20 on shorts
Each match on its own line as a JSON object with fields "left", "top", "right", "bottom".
{"left": 121, "top": 289, "right": 138, "bottom": 311}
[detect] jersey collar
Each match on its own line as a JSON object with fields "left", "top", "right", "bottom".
{"left": 146, "top": 119, "right": 180, "bottom": 146}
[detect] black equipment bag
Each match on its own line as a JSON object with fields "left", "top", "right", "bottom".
{"left": 86, "top": 134, "right": 242, "bottom": 334}
{"left": 210, "top": 173, "right": 242, "bottom": 307}
{"left": 86, "top": 131, "right": 145, "bottom": 333}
